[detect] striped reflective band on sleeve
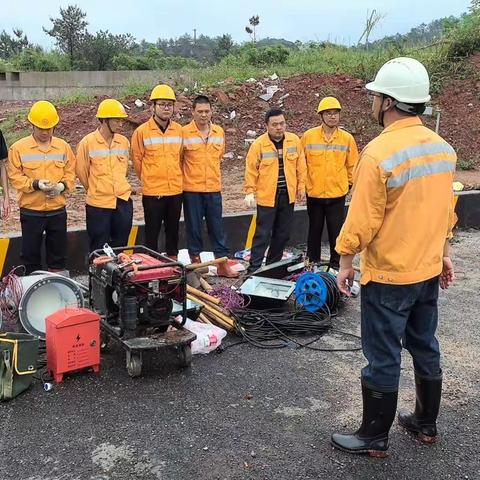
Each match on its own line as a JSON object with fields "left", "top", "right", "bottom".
{"left": 387, "top": 160, "right": 456, "bottom": 188}
{"left": 261, "top": 151, "right": 278, "bottom": 159}
{"left": 20, "top": 153, "right": 66, "bottom": 162}
{"left": 381, "top": 142, "right": 456, "bottom": 172}
{"left": 143, "top": 136, "right": 182, "bottom": 146}
{"left": 89, "top": 148, "right": 129, "bottom": 157}
{"left": 305, "top": 144, "right": 349, "bottom": 152}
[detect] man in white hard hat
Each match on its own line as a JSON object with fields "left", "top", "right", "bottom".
{"left": 331, "top": 57, "right": 457, "bottom": 457}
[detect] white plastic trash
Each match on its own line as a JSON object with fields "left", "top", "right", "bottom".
{"left": 183, "top": 318, "right": 227, "bottom": 355}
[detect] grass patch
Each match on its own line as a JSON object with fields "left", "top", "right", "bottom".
{"left": 0, "top": 111, "right": 29, "bottom": 146}
{"left": 457, "top": 157, "right": 479, "bottom": 170}
{"left": 55, "top": 89, "right": 94, "bottom": 105}
{"left": 117, "top": 81, "right": 153, "bottom": 99}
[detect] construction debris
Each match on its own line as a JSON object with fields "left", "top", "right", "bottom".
{"left": 259, "top": 85, "right": 280, "bottom": 102}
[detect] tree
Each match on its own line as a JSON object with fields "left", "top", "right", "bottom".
{"left": 0, "top": 29, "right": 31, "bottom": 59}
{"left": 357, "top": 10, "right": 386, "bottom": 48}
{"left": 214, "top": 34, "right": 234, "bottom": 59}
{"left": 43, "top": 5, "right": 88, "bottom": 66}
{"left": 470, "top": 0, "right": 480, "bottom": 13}
{"left": 245, "top": 15, "right": 260, "bottom": 43}
{"left": 78, "top": 31, "right": 135, "bottom": 70}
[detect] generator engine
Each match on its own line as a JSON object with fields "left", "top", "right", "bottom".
{"left": 89, "top": 248, "right": 186, "bottom": 339}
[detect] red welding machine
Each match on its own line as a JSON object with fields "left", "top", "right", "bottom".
{"left": 46, "top": 308, "right": 100, "bottom": 383}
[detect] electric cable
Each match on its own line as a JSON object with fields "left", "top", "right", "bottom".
{"left": 228, "top": 307, "right": 361, "bottom": 352}
{"left": 0, "top": 266, "right": 25, "bottom": 330}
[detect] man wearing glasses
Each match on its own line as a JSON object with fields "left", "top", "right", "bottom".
{"left": 131, "top": 84, "right": 183, "bottom": 259}
{"left": 301, "top": 96, "right": 358, "bottom": 270}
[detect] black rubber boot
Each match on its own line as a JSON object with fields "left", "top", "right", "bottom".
{"left": 398, "top": 371, "right": 442, "bottom": 444}
{"left": 331, "top": 383, "right": 398, "bottom": 457}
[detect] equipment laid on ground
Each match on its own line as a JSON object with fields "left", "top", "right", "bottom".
{"left": 172, "top": 298, "right": 202, "bottom": 320}
{"left": 0, "top": 332, "right": 39, "bottom": 401}
{"left": 89, "top": 245, "right": 196, "bottom": 377}
{"left": 294, "top": 272, "right": 340, "bottom": 314}
{"left": 239, "top": 276, "right": 296, "bottom": 309}
{"left": 249, "top": 254, "right": 304, "bottom": 280}
{"left": 16, "top": 273, "right": 86, "bottom": 339}
{"left": 46, "top": 308, "right": 100, "bottom": 383}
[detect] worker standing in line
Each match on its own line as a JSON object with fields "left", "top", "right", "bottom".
{"left": 0, "top": 130, "right": 11, "bottom": 219}
{"left": 244, "top": 108, "right": 306, "bottom": 273}
{"left": 332, "top": 57, "right": 457, "bottom": 457}
{"left": 7, "top": 101, "right": 75, "bottom": 274}
{"left": 301, "top": 97, "right": 358, "bottom": 270}
{"left": 131, "top": 85, "right": 183, "bottom": 260}
{"left": 76, "top": 99, "right": 132, "bottom": 253}
{"left": 182, "top": 95, "right": 238, "bottom": 276}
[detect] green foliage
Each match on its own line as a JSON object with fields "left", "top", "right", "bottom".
{"left": 112, "top": 51, "right": 200, "bottom": 71}
{"left": 0, "top": 111, "right": 29, "bottom": 147}
{"left": 445, "top": 10, "right": 480, "bottom": 60}
{"left": 43, "top": 5, "right": 88, "bottom": 67}
{"left": 118, "top": 81, "right": 152, "bottom": 98}
{"left": 226, "top": 44, "right": 291, "bottom": 67}
{"left": 77, "top": 30, "right": 135, "bottom": 70}
{"left": 256, "top": 38, "right": 297, "bottom": 48}
{"left": 13, "top": 47, "right": 69, "bottom": 72}
{"left": 112, "top": 53, "right": 151, "bottom": 71}
{"left": 457, "top": 157, "right": 479, "bottom": 170}
{"left": 0, "top": 29, "right": 32, "bottom": 59}
{"left": 215, "top": 34, "right": 234, "bottom": 59}
{"left": 56, "top": 89, "right": 93, "bottom": 105}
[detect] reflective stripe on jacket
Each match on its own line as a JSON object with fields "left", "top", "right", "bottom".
{"left": 336, "top": 117, "right": 457, "bottom": 285}
{"left": 76, "top": 130, "right": 131, "bottom": 208}
{"left": 301, "top": 125, "right": 358, "bottom": 198}
{"left": 244, "top": 132, "right": 306, "bottom": 207}
{"left": 182, "top": 121, "right": 225, "bottom": 192}
{"left": 7, "top": 135, "right": 76, "bottom": 211}
{"left": 131, "top": 118, "right": 183, "bottom": 196}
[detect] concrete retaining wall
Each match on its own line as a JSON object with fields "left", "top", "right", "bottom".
{"left": 0, "top": 70, "right": 170, "bottom": 101}
{"left": 0, "top": 191, "right": 478, "bottom": 277}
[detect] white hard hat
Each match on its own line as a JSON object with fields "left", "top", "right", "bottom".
{"left": 366, "top": 57, "right": 431, "bottom": 104}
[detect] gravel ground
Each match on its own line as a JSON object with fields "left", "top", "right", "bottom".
{"left": 0, "top": 229, "right": 478, "bottom": 480}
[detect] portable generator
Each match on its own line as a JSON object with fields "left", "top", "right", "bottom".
{"left": 88, "top": 245, "right": 196, "bottom": 377}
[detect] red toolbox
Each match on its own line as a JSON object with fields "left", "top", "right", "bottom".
{"left": 46, "top": 308, "right": 100, "bottom": 383}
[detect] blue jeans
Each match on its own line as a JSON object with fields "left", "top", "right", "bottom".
{"left": 361, "top": 277, "right": 441, "bottom": 392}
{"left": 183, "top": 192, "right": 229, "bottom": 257}
{"left": 86, "top": 198, "right": 133, "bottom": 253}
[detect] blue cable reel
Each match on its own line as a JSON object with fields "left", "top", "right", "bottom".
{"left": 294, "top": 272, "right": 328, "bottom": 312}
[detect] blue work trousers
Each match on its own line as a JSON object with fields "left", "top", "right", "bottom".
{"left": 361, "top": 277, "right": 441, "bottom": 392}
{"left": 183, "top": 192, "right": 229, "bottom": 257}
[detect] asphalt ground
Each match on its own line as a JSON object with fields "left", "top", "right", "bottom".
{"left": 1, "top": 229, "right": 479, "bottom": 480}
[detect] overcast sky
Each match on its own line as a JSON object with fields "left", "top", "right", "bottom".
{"left": 1, "top": 0, "right": 472, "bottom": 47}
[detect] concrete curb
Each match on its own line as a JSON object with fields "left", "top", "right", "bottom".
{"left": 1, "top": 191, "right": 478, "bottom": 276}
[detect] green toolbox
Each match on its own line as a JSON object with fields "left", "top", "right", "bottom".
{"left": 0, "top": 333, "right": 39, "bottom": 401}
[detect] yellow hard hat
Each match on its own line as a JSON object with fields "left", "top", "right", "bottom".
{"left": 453, "top": 181, "right": 464, "bottom": 192}
{"left": 96, "top": 99, "right": 128, "bottom": 119}
{"left": 149, "top": 84, "right": 176, "bottom": 101}
{"left": 27, "top": 101, "right": 59, "bottom": 129}
{"left": 317, "top": 96, "right": 342, "bottom": 114}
